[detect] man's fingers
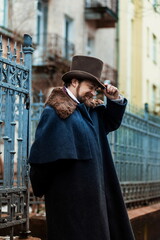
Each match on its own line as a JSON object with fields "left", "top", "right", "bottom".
{"left": 105, "top": 84, "right": 118, "bottom": 96}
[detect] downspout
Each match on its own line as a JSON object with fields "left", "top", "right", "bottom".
{"left": 115, "top": 0, "right": 120, "bottom": 89}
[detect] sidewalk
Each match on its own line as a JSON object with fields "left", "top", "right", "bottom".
{"left": 1, "top": 203, "right": 160, "bottom": 240}
{"left": 128, "top": 202, "right": 160, "bottom": 219}
{"left": 128, "top": 202, "right": 160, "bottom": 240}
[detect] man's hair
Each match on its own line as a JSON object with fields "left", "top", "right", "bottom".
{"left": 64, "top": 78, "right": 83, "bottom": 88}
{"left": 64, "top": 80, "right": 72, "bottom": 88}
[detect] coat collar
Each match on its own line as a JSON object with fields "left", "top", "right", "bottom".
{"left": 45, "top": 87, "right": 104, "bottom": 119}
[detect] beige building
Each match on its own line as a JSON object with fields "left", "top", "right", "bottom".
{"left": 0, "top": 0, "right": 119, "bottom": 97}
{"left": 118, "top": 0, "right": 160, "bottom": 114}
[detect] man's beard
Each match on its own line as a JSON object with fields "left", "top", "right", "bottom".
{"left": 76, "top": 82, "right": 93, "bottom": 105}
{"left": 77, "top": 94, "right": 93, "bottom": 105}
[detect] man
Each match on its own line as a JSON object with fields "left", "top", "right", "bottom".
{"left": 28, "top": 55, "right": 135, "bottom": 240}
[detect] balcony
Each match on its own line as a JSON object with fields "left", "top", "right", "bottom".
{"left": 32, "top": 34, "right": 75, "bottom": 90}
{"left": 33, "top": 33, "right": 75, "bottom": 67}
{"left": 85, "top": 0, "right": 118, "bottom": 28}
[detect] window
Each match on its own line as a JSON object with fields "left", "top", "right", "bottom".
{"left": 33, "top": 0, "right": 48, "bottom": 65}
{"left": 152, "top": 0, "right": 157, "bottom": 4}
{"left": 0, "top": 0, "right": 8, "bottom": 27}
{"left": 152, "top": 34, "right": 157, "bottom": 63}
{"left": 159, "top": 41, "right": 160, "bottom": 66}
{"left": 36, "top": 0, "right": 47, "bottom": 46}
{"left": 152, "top": 0, "right": 160, "bottom": 12}
{"left": 147, "top": 27, "right": 150, "bottom": 57}
{"left": 85, "top": 0, "right": 92, "bottom": 7}
{"left": 86, "top": 37, "right": 94, "bottom": 56}
{"left": 146, "top": 80, "right": 150, "bottom": 102}
{"left": 64, "top": 16, "right": 73, "bottom": 60}
{"left": 151, "top": 85, "right": 157, "bottom": 111}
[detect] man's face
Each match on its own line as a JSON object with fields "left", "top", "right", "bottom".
{"left": 76, "top": 80, "right": 98, "bottom": 103}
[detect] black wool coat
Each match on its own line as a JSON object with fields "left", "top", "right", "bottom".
{"left": 28, "top": 88, "right": 135, "bottom": 240}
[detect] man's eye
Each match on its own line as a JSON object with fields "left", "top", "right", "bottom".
{"left": 89, "top": 86, "right": 93, "bottom": 90}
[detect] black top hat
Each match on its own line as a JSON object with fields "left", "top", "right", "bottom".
{"left": 62, "top": 55, "right": 105, "bottom": 89}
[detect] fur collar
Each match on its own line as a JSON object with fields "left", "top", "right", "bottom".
{"left": 45, "top": 87, "right": 104, "bottom": 119}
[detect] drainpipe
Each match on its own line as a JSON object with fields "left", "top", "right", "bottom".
{"left": 115, "top": 0, "right": 120, "bottom": 89}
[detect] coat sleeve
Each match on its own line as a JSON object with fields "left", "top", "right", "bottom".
{"left": 29, "top": 160, "right": 76, "bottom": 197}
{"left": 101, "top": 98, "right": 127, "bottom": 134}
{"left": 29, "top": 163, "right": 52, "bottom": 197}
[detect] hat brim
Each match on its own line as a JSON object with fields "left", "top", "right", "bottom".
{"left": 62, "top": 70, "right": 105, "bottom": 89}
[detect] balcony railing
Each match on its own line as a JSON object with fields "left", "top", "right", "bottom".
{"left": 85, "top": 0, "right": 118, "bottom": 28}
{"left": 33, "top": 33, "right": 75, "bottom": 66}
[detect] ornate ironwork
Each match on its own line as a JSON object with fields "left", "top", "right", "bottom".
{"left": 121, "top": 181, "right": 160, "bottom": 207}
{"left": 85, "top": 0, "right": 118, "bottom": 14}
{"left": 0, "top": 34, "right": 33, "bottom": 239}
{"left": 85, "top": 0, "right": 118, "bottom": 28}
{"left": 109, "top": 106, "right": 160, "bottom": 183}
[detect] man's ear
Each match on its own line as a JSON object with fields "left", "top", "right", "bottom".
{"left": 71, "top": 78, "right": 79, "bottom": 88}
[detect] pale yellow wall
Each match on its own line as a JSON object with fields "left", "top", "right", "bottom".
{"left": 119, "top": 0, "right": 143, "bottom": 106}
{"left": 141, "top": 0, "right": 160, "bottom": 112}
{"left": 119, "top": 0, "right": 160, "bottom": 112}
{"left": 118, "top": 0, "right": 135, "bottom": 101}
{"left": 130, "top": 1, "right": 143, "bottom": 107}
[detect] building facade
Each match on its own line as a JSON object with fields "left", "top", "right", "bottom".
{"left": 118, "top": 0, "right": 160, "bottom": 114}
{"left": 0, "top": 0, "right": 119, "bottom": 98}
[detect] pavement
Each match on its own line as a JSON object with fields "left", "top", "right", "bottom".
{"left": 1, "top": 203, "right": 160, "bottom": 240}
{"left": 128, "top": 202, "right": 160, "bottom": 220}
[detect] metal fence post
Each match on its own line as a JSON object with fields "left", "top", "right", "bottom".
{"left": 19, "top": 34, "right": 34, "bottom": 238}
{"left": 143, "top": 103, "right": 149, "bottom": 181}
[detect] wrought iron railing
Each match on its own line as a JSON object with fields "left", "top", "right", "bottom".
{"left": 0, "top": 35, "right": 33, "bottom": 239}
{"left": 85, "top": 0, "right": 118, "bottom": 16}
{"left": 109, "top": 104, "right": 160, "bottom": 182}
{"left": 121, "top": 181, "right": 160, "bottom": 206}
{"left": 85, "top": 0, "right": 118, "bottom": 28}
{"left": 108, "top": 104, "right": 160, "bottom": 206}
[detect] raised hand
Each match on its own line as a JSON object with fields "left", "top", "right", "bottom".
{"left": 103, "top": 83, "right": 120, "bottom": 100}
